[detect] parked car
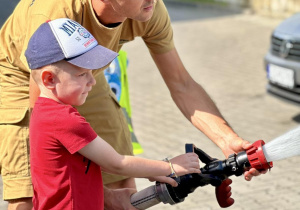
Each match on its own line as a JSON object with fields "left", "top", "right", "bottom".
{"left": 264, "top": 13, "right": 300, "bottom": 104}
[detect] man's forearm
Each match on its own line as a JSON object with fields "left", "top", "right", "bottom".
{"left": 152, "top": 48, "right": 245, "bottom": 156}
{"left": 171, "top": 79, "right": 239, "bottom": 152}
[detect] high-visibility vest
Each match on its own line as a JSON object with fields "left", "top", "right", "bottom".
{"left": 104, "top": 50, "right": 143, "bottom": 155}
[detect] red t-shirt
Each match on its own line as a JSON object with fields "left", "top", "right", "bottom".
{"left": 30, "top": 97, "right": 103, "bottom": 210}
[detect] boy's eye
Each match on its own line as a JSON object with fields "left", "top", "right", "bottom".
{"left": 79, "top": 72, "right": 86, "bottom": 77}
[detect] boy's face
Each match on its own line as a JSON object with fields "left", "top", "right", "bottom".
{"left": 54, "top": 61, "right": 96, "bottom": 106}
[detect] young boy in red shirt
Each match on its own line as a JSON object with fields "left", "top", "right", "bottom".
{"left": 25, "top": 18, "right": 200, "bottom": 210}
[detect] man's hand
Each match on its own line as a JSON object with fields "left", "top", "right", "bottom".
{"left": 221, "top": 137, "right": 268, "bottom": 181}
{"left": 104, "top": 187, "right": 138, "bottom": 210}
{"left": 221, "top": 137, "right": 252, "bottom": 158}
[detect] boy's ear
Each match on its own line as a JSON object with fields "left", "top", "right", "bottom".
{"left": 41, "top": 70, "right": 56, "bottom": 90}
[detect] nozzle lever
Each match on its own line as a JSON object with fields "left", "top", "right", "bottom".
{"left": 185, "top": 144, "right": 217, "bottom": 164}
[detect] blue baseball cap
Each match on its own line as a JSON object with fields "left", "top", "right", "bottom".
{"left": 25, "top": 18, "right": 118, "bottom": 70}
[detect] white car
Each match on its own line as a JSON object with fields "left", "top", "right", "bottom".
{"left": 264, "top": 13, "right": 300, "bottom": 104}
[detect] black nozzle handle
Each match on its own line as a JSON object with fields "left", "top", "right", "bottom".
{"left": 185, "top": 143, "right": 195, "bottom": 153}
{"left": 185, "top": 143, "right": 217, "bottom": 164}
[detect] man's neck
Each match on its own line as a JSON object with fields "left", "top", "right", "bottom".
{"left": 91, "top": 0, "right": 126, "bottom": 27}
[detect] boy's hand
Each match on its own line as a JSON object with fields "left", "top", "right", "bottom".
{"left": 170, "top": 153, "right": 200, "bottom": 177}
{"left": 148, "top": 153, "right": 201, "bottom": 187}
{"left": 148, "top": 176, "right": 178, "bottom": 187}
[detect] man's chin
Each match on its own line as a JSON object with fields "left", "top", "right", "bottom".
{"left": 137, "top": 14, "right": 154, "bottom": 22}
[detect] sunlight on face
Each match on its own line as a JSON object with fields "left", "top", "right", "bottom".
{"left": 54, "top": 61, "right": 96, "bottom": 106}
{"left": 110, "top": 0, "right": 156, "bottom": 22}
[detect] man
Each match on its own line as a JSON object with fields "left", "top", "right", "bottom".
{"left": 0, "top": 0, "right": 263, "bottom": 209}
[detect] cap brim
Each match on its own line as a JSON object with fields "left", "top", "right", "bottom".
{"left": 66, "top": 45, "right": 118, "bottom": 70}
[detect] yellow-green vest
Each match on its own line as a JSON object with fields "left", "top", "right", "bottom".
{"left": 104, "top": 50, "right": 143, "bottom": 155}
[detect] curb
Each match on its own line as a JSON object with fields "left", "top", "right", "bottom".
{"left": 163, "top": 0, "right": 247, "bottom": 13}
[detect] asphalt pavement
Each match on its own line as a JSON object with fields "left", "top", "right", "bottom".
{"left": 1, "top": 1, "right": 300, "bottom": 210}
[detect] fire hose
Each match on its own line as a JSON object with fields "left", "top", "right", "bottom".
{"left": 130, "top": 140, "right": 273, "bottom": 209}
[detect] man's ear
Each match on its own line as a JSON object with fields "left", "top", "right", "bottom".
{"left": 41, "top": 70, "right": 56, "bottom": 90}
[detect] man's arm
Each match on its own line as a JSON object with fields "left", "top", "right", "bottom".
{"left": 151, "top": 48, "right": 261, "bottom": 180}
{"left": 103, "top": 186, "right": 137, "bottom": 210}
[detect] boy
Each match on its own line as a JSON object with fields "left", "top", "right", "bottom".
{"left": 25, "top": 18, "right": 200, "bottom": 210}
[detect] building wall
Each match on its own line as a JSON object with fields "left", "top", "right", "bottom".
{"left": 218, "top": 0, "right": 299, "bottom": 18}
{"left": 249, "top": 0, "right": 300, "bottom": 18}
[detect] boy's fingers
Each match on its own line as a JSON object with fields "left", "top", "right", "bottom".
{"left": 163, "top": 177, "right": 178, "bottom": 187}
{"left": 194, "top": 169, "right": 201, "bottom": 173}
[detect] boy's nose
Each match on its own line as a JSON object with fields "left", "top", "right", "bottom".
{"left": 90, "top": 76, "right": 96, "bottom": 86}
{"left": 88, "top": 72, "right": 96, "bottom": 86}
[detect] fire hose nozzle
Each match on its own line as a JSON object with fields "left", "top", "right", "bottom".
{"left": 131, "top": 140, "right": 274, "bottom": 209}
{"left": 216, "top": 140, "right": 274, "bottom": 208}
{"left": 246, "top": 140, "right": 273, "bottom": 171}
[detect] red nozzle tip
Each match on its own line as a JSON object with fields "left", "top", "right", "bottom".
{"left": 246, "top": 140, "right": 273, "bottom": 171}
